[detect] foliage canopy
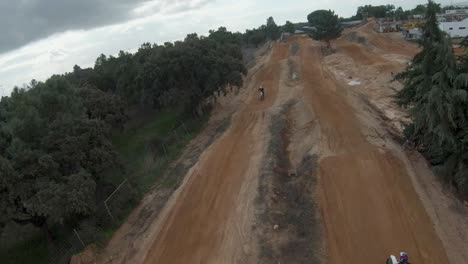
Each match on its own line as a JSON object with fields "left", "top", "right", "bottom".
{"left": 307, "top": 10, "right": 343, "bottom": 46}
{"left": 397, "top": 0, "right": 468, "bottom": 197}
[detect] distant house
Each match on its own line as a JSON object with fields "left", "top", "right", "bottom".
{"left": 439, "top": 18, "right": 468, "bottom": 37}
{"left": 445, "top": 9, "right": 468, "bottom": 15}
{"left": 302, "top": 26, "right": 316, "bottom": 31}
{"left": 293, "top": 25, "right": 316, "bottom": 35}
{"left": 341, "top": 20, "right": 363, "bottom": 28}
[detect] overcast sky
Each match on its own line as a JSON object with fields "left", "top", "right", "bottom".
{"left": 0, "top": 0, "right": 457, "bottom": 96}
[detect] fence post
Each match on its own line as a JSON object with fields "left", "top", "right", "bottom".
{"left": 104, "top": 178, "right": 128, "bottom": 222}
{"left": 73, "top": 229, "right": 86, "bottom": 249}
{"left": 162, "top": 142, "right": 168, "bottom": 158}
{"left": 181, "top": 121, "right": 189, "bottom": 136}
{"left": 104, "top": 202, "right": 114, "bottom": 221}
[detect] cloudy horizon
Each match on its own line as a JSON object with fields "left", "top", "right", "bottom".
{"left": 0, "top": 0, "right": 457, "bottom": 96}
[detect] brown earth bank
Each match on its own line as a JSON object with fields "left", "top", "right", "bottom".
{"left": 91, "top": 23, "right": 468, "bottom": 264}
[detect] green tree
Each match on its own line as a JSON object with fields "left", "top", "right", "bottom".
{"left": 266, "top": 17, "right": 281, "bottom": 40}
{"left": 397, "top": 0, "right": 468, "bottom": 196}
{"left": 385, "top": 4, "right": 396, "bottom": 17}
{"left": 307, "top": 10, "right": 343, "bottom": 48}
{"left": 395, "top": 7, "right": 407, "bottom": 20}
{"left": 0, "top": 76, "right": 120, "bottom": 241}
{"left": 283, "top": 21, "right": 296, "bottom": 34}
{"left": 412, "top": 4, "right": 427, "bottom": 15}
{"left": 78, "top": 87, "right": 127, "bottom": 129}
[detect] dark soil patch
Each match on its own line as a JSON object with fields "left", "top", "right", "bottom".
{"left": 255, "top": 103, "right": 321, "bottom": 264}
{"left": 290, "top": 42, "right": 300, "bottom": 56}
{"left": 347, "top": 31, "right": 368, "bottom": 45}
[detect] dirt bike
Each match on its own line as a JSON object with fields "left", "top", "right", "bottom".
{"left": 386, "top": 254, "right": 409, "bottom": 264}
{"left": 386, "top": 255, "right": 399, "bottom": 264}
{"left": 259, "top": 90, "right": 265, "bottom": 100}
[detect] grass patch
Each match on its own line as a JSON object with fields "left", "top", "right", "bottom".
{"left": 112, "top": 109, "right": 207, "bottom": 192}
{"left": 96, "top": 110, "right": 208, "bottom": 246}
{"left": 113, "top": 110, "right": 180, "bottom": 172}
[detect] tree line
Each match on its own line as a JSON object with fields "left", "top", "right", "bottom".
{"left": 397, "top": 1, "right": 468, "bottom": 198}
{"left": 0, "top": 17, "right": 288, "bottom": 247}
{"left": 341, "top": 3, "right": 440, "bottom": 21}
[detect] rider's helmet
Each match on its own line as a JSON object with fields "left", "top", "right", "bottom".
{"left": 400, "top": 252, "right": 409, "bottom": 262}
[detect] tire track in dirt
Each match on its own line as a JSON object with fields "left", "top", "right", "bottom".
{"left": 142, "top": 44, "right": 288, "bottom": 264}
{"left": 298, "top": 37, "right": 449, "bottom": 264}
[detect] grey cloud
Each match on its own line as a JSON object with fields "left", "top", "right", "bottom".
{"left": 0, "top": 0, "right": 212, "bottom": 54}
{"left": 161, "top": 0, "right": 215, "bottom": 15}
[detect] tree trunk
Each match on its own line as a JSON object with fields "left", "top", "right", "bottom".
{"left": 140, "top": 86, "right": 145, "bottom": 109}
{"left": 42, "top": 222, "right": 55, "bottom": 244}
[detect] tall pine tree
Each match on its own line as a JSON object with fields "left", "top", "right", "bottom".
{"left": 397, "top": 1, "right": 468, "bottom": 196}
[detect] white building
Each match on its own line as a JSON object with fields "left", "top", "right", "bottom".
{"left": 445, "top": 9, "right": 468, "bottom": 15}
{"left": 439, "top": 18, "right": 468, "bottom": 37}
{"left": 438, "top": 9, "right": 468, "bottom": 22}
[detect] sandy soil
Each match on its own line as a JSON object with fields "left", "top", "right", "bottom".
{"left": 93, "top": 23, "right": 467, "bottom": 264}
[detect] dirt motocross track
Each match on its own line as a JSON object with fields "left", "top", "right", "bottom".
{"left": 97, "top": 23, "right": 466, "bottom": 264}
